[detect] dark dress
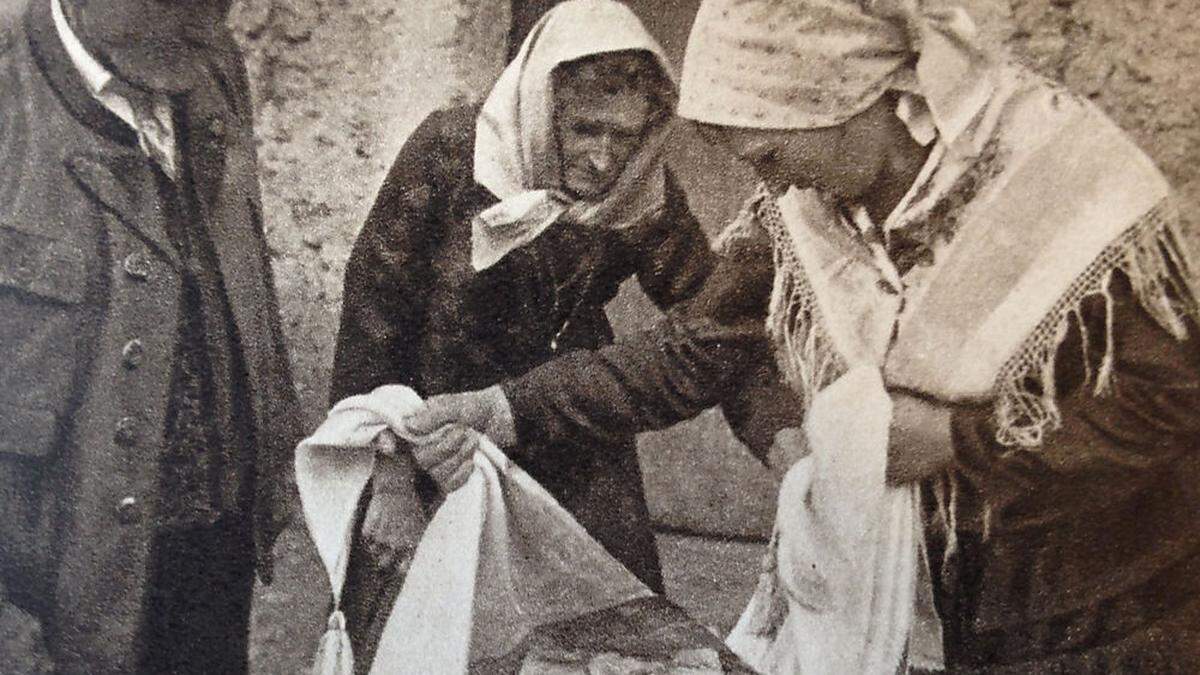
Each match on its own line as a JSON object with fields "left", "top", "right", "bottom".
{"left": 500, "top": 221, "right": 1200, "bottom": 671}
{"left": 331, "top": 105, "right": 715, "bottom": 664}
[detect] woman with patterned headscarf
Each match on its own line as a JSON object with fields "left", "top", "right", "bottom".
{"left": 410, "top": 0, "right": 1200, "bottom": 671}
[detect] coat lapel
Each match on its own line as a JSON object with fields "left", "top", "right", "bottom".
{"left": 189, "top": 64, "right": 267, "bottom": 316}
{"left": 66, "top": 152, "right": 182, "bottom": 269}
{"left": 184, "top": 65, "right": 231, "bottom": 217}
{"left": 181, "top": 59, "right": 276, "bottom": 413}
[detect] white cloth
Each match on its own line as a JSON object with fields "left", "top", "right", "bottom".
{"left": 725, "top": 186, "right": 943, "bottom": 673}
{"left": 295, "top": 385, "right": 652, "bottom": 675}
{"left": 470, "top": 0, "right": 676, "bottom": 270}
{"left": 727, "top": 368, "right": 943, "bottom": 674}
{"left": 51, "top": 0, "right": 178, "bottom": 180}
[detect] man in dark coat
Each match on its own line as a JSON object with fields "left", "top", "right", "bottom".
{"left": 0, "top": 0, "right": 301, "bottom": 672}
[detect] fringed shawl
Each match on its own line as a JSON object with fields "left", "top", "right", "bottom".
{"left": 717, "top": 65, "right": 1198, "bottom": 449}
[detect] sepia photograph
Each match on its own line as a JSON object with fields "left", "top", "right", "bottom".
{"left": 1, "top": 0, "right": 1198, "bottom": 672}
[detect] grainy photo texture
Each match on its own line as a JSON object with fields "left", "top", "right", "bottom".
{"left": 1, "top": 0, "right": 1198, "bottom": 673}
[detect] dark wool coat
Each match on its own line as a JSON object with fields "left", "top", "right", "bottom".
{"left": 332, "top": 104, "right": 716, "bottom": 595}
{"left": 0, "top": 3, "right": 301, "bottom": 671}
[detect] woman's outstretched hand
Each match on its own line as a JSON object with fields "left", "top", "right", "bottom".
{"left": 403, "top": 385, "right": 518, "bottom": 494}
{"left": 406, "top": 385, "right": 517, "bottom": 447}
{"left": 411, "top": 426, "right": 482, "bottom": 494}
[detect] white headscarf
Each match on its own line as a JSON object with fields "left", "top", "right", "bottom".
{"left": 471, "top": 0, "right": 677, "bottom": 271}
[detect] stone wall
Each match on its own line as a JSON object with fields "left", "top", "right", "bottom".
{"left": 228, "top": 0, "right": 509, "bottom": 421}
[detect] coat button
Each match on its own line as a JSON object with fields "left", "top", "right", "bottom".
{"left": 114, "top": 416, "right": 139, "bottom": 447}
{"left": 122, "top": 339, "right": 145, "bottom": 369}
{"left": 123, "top": 252, "right": 153, "bottom": 281}
{"left": 116, "top": 496, "right": 140, "bottom": 525}
{"left": 208, "top": 117, "right": 226, "bottom": 138}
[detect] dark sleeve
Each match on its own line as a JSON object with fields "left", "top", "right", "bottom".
{"left": 948, "top": 272, "right": 1200, "bottom": 510}
{"left": 329, "top": 111, "right": 451, "bottom": 404}
{"left": 231, "top": 55, "right": 301, "bottom": 423}
{"left": 630, "top": 168, "right": 716, "bottom": 310}
{"left": 500, "top": 218, "right": 784, "bottom": 449}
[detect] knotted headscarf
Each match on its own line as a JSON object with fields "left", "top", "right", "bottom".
{"left": 471, "top": 0, "right": 677, "bottom": 271}
{"left": 678, "top": 0, "right": 992, "bottom": 147}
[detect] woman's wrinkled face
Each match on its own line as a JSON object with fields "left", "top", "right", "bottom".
{"left": 552, "top": 50, "right": 669, "bottom": 203}
{"left": 554, "top": 86, "right": 655, "bottom": 201}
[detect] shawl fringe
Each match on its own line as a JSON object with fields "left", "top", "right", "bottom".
{"left": 994, "top": 196, "right": 1198, "bottom": 447}
{"left": 720, "top": 190, "right": 1198, "bottom": 451}
{"left": 716, "top": 186, "right": 846, "bottom": 416}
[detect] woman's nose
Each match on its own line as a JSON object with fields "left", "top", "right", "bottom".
{"left": 587, "top": 149, "right": 613, "bottom": 173}
{"left": 585, "top": 135, "right": 617, "bottom": 173}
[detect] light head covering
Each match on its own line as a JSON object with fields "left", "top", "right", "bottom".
{"left": 472, "top": 0, "right": 677, "bottom": 271}
{"left": 678, "top": 0, "right": 992, "bottom": 147}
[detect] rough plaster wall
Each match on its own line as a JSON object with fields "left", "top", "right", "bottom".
{"left": 227, "top": 0, "right": 508, "bottom": 427}
{"left": 228, "top": 0, "right": 1199, "bottom": 542}
{"left": 1007, "top": 0, "right": 1199, "bottom": 204}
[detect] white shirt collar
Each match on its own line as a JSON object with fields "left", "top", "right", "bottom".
{"left": 896, "top": 93, "right": 938, "bottom": 148}
{"left": 51, "top": 0, "right": 116, "bottom": 99}
{"left": 51, "top": 0, "right": 179, "bottom": 180}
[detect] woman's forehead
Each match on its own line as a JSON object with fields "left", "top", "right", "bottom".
{"left": 558, "top": 87, "right": 655, "bottom": 125}
{"left": 692, "top": 122, "right": 775, "bottom": 148}
{"left": 557, "top": 49, "right": 662, "bottom": 83}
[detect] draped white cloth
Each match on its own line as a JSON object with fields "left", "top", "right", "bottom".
{"left": 296, "top": 385, "right": 652, "bottom": 674}
{"left": 726, "top": 368, "right": 943, "bottom": 674}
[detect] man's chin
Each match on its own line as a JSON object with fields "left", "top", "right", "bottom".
{"left": 103, "top": 43, "right": 209, "bottom": 94}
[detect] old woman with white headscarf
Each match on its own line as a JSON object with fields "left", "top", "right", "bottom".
{"left": 331, "top": 0, "right": 716, "bottom": 667}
